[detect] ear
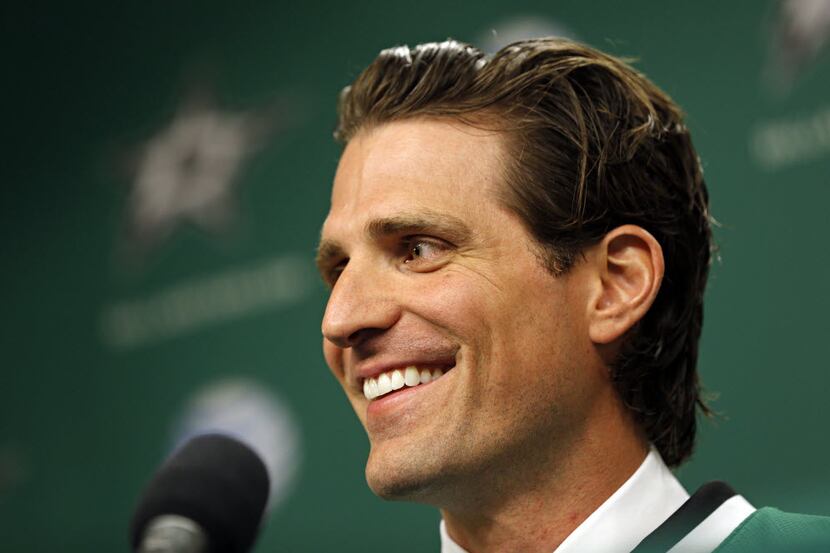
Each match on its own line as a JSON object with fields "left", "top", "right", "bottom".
{"left": 587, "top": 225, "right": 664, "bottom": 345}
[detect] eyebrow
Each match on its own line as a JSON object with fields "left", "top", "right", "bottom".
{"left": 315, "top": 211, "right": 473, "bottom": 278}
{"left": 365, "top": 211, "right": 472, "bottom": 243}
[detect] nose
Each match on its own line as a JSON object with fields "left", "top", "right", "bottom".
{"left": 321, "top": 261, "right": 401, "bottom": 349}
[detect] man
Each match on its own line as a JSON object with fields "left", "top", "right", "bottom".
{"left": 316, "top": 38, "right": 830, "bottom": 552}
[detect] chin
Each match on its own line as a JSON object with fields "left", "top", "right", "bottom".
{"left": 365, "top": 449, "right": 448, "bottom": 503}
{"left": 366, "top": 461, "right": 426, "bottom": 501}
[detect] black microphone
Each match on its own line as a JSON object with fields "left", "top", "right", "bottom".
{"left": 129, "top": 433, "right": 270, "bottom": 553}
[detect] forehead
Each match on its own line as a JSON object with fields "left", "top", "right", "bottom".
{"left": 324, "top": 118, "right": 507, "bottom": 236}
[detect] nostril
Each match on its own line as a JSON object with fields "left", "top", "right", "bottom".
{"left": 344, "top": 327, "right": 387, "bottom": 348}
{"left": 322, "top": 329, "right": 352, "bottom": 350}
{"left": 322, "top": 326, "right": 382, "bottom": 349}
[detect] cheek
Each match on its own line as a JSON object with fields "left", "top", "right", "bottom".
{"left": 408, "top": 270, "right": 494, "bottom": 340}
{"left": 466, "top": 275, "right": 577, "bottom": 384}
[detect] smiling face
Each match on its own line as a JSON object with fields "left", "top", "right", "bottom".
{"left": 318, "top": 118, "right": 608, "bottom": 507}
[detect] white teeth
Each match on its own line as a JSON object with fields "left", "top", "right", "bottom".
{"left": 404, "top": 367, "right": 420, "bottom": 387}
{"left": 362, "top": 366, "right": 449, "bottom": 400}
{"left": 391, "top": 370, "right": 405, "bottom": 390}
{"left": 377, "top": 373, "right": 392, "bottom": 396}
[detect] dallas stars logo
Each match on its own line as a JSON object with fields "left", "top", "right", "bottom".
{"left": 125, "top": 91, "right": 270, "bottom": 253}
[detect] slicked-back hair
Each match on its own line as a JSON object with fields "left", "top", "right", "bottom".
{"left": 334, "top": 38, "right": 713, "bottom": 467}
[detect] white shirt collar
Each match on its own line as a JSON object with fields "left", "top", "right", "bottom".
{"left": 440, "top": 448, "right": 689, "bottom": 553}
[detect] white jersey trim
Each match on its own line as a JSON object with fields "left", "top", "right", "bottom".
{"left": 667, "top": 494, "right": 756, "bottom": 553}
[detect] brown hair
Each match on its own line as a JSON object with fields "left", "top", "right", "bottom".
{"left": 334, "top": 38, "right": 713, "bottom": 467}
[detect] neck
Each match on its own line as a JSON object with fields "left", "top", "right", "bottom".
{"left": 440, "top": 396, "right": 648, "bottom": 553}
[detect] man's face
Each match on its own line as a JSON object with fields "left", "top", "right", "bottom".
{"left": 318, "top": 118, "right": 602, "bottom": 505}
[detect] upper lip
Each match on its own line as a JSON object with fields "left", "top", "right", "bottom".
{"left": 353, "top": 354, "right": 458, "bottom": 383}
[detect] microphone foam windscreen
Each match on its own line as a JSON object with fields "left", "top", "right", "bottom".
{"left": 129, "top": 433, "right": 270, "bottom": 553}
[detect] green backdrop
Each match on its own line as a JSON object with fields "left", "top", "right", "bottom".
{"left": 2, "top": 1, "right": 829, "bottom": 551}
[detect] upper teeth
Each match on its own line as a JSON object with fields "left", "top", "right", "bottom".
{"left": 363, "top": 366, "right": 444, "bottom": 400}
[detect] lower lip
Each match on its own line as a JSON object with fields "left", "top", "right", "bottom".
{"left": 365, "top": 370, "right": 452, "bottom": 420}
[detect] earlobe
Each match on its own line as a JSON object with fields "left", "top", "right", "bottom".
{"left": 588, "top": 225, "right": 664, "bottom": 345}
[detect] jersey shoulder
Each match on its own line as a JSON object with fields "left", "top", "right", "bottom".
{"left": 714, "top": 507, "right": 830, "bottom": 552}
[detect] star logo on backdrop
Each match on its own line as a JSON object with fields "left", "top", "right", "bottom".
{"left": 126, "top": 90, "right": 271, "bottom": 252}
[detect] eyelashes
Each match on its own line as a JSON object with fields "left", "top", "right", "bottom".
{"left": 323, "top": 235, "right": 454, "bottom": 287}
{"left": 403, "top": 236, "right": 452, "bottom": 267}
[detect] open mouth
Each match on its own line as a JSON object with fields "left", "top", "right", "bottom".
{"left": 362, "top": 365, "right": 453, "bottom": 400}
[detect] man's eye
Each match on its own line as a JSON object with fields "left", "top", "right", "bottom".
{"left": 404, "top": 237, "right": 449, "bottom": 266}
